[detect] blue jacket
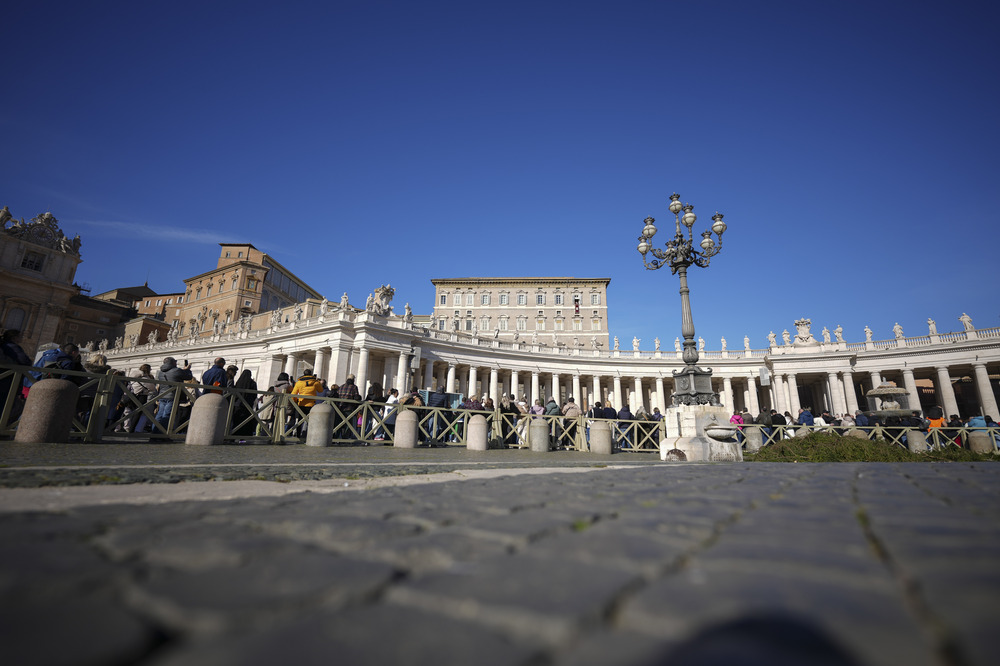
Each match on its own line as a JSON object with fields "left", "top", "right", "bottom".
{"left": 799, "top": 410, "right": 815, "bottom": 426}
{"left": 202, "top": 365, "right": 228, "bottom": 387}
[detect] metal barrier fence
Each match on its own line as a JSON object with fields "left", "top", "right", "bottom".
{"left": 0, "top": 361, "right": 665, "bottom": 449}
{"left": 740, "top": 423, "right": 1000, "bottom": 452}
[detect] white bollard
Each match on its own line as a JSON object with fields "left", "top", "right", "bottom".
{"left": 185, "top": 393, "right": 228, "bottom": 446}
{"left": 467, "top": 414, "right": 488, "bottom": 451}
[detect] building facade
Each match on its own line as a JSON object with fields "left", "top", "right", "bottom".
{"left": 430, "top": 277, "right": 611, "bottom": 350}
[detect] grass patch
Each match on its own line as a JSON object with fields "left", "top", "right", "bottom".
{"left": 745, "top": 432, "right": 998, "bottom": 463}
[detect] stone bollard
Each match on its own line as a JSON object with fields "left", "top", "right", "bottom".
{"left": 305, "top": 402, "right": 334, "bottom": 447}
{"left": 743, "top": 427, "right": 763, "bottom": 453}
{"left": 529, "top": 419, "right": 550, "bottom": 452}
{"left": 906, "top": 430, "right": 927, "bottom": 453}
{"left": 467, "top": 414, "right": 488, "bottom": 451}
{"left": 589, "top": 421, "right": 613, "bottom": 455}
{"left": 394, "top": 410, "right": 418, "bottom": 449}
{"left": 15, "top": 379, "right": 79, "bottom": 444}
{"left": 793, "top": 426, "right": 810, "bottom": 438}
{"left": 968, "top": 431, "right": 995, "bottom": 454}
{"left": 844, "top": 428, "right": 869, "bottom": 439}
{"left": 185, "top": 393, "right": 228, "bottom": 446}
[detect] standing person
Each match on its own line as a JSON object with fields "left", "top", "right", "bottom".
{"left": 730, "top": 410, "right": 744, "bottom": 444}
{"left": 225, "top": 365, "right": 239, "bottom": 388}
{"left": 260, "top": 372, "right": 292, "bottom": 436}
{"left": 561, "top": 396, "right": 582, "bottom": 449}
{"left": 0, "top": 329, "right": 32, "bottom": 418}
{"left": 291, "top": 368, "right": 322, "bottom": 437}
{"left": 586, "top": 401, "right": 604, "bottom": 446}
{"left": 126, "top": 364, "right": 155, "bottom": 433}
{"left": 232, "top": 369, "right": 258, "bottom": 437}
{"left": 362, "top": 382, "right": 385, "bottom": 442}
{"left": 617, "top": 403, "right": 634, "bottom": 449}
{"left": 499, "top": 394, "right": 519, "bottom": 447}
{"left": 400, "top": 388, "right": 425, "bottom": 443}
{"left": 381, "top": 388, "right": 400, "bottom": 442}
{"left": 202, "top": 357, "right": 227, "bottom": 392}
{"left": 154, "top": 357, "right": 193, "bottom": 432}
{"left": 77, "top": 353, "right": 112, "bottom": 423}
{"left": 334, "top": 374, "right": 363, "bottom": 441}
{"left": 426, "top": 385, "right": 449, "bottom": 444}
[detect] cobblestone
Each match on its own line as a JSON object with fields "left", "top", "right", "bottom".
{"left": 0, "top": 443, "right": 997, "bottom": 665}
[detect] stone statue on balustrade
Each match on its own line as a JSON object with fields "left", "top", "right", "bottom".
{"left": 893, "top": 323, "right": 904, "bottom": 339}
{"left": 270, "top": 310, "right": 282, "bottom": 328}
{"left": 368, "top": 284, "right": 395, "bottom": 316}
{"left": 782, "top": 330, "right": 791, "bottom": 345}
{"left": 864, "top": 326, "right": 873, "bottom": 342}
{"left": 822, "top": 327, "right": 830, "bottom": 343}
{"left": 632, "top": 336, "right": 640, "bottom": 351}
{"left": 654, "top": 337, "right": 661, "bottom": 351}
{"left": 720, "top": 337, "right": 727, "bottom": 351}
{"left": 294, "top": 305, "right": 304, "bottom": 321}
{"left": 674, "top": 337, "right": 681, "bottom": 352}
{"left": 927, "top": 318, "right": 937, "bottom": 335}
{"left": 340, "top": 292, "right": 349, "bottom": 310}
{"left": 959, "top": 313, "right": 974, "bottom": 331}
{"left": 147, "top": 330, "right": 159, "bottom": 345}
{"left": 834, "top": 325, "right": 844, "bottom": 342}
{"left": 698, "top": 337, "right": 705, "bottom": 351}
{"left": 319, "top": 297, "right": 328, "bottom": 314}
{"left": 768, "top": 331, "right": 777, "bottom": 347}
{"left": 404, "top": 303, "right": 413, "bottom": 323}
{"left": 114, "top": 336, "right": 124, "bottom": 351}
{"left": 128, "top": 334, "right": 138, "bottom": 350}
{"left": 744, "top": 335, "right": 750, "bottom": 351}
{"left": 613, "top": 336, "right": 619, "bottom": 350}
{"left": 98, "top": 338, "right": 108, "bottom": 353}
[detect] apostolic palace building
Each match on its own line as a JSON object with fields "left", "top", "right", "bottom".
{"left": 2, "top": 210, "right": 999, "bottom": 421}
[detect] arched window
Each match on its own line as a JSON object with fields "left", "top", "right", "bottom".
{"left": 4, "top": 307, "right": 26, "bottom": 331}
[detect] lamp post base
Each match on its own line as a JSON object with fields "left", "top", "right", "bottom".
{"left": 660, "top": 404, "right": 742, "bottom": 462}
{"left": 671, "top": 365, "right": 719, "bottom": 406}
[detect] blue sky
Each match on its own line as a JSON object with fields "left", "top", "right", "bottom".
{"left": 4, "top": 1, "right": 998, "bottom": 349}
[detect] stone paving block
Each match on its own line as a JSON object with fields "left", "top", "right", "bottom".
{"left": 361, "top": 527, "right": 511, "bottom": 570}
{"left": 909, "top": 568, "right": 1000, "bottom": 666}
{"left": 699, "top": 534, "right": 886, "bottom": 581}
{"left": 618, "top": 567, "right": 933, "bottom": 666}
{"left": 457, "top": 509, "right": 602, "bottom": 546}
{"left": 524, "top": 528, "right": 693, "bottom": 578}
{"left": 387, "top": 554, "right": 641, "bottom": 646}
{"left": 550, "top": 629, "right": 679, "bottom": 666}
{"left": 246, "top": 512, "right": 424, "bottom": 554}
{"left": 0, "top": 539, "right": 120, "bottom": 598}
{"left": 0, "top": 598, "right": 153, "bottom": 666}
{"left": 146, "top": 604, "right": 539, "bottom": 666}
{"left": 126, "top": 548, "right": 397, "bottom": 634}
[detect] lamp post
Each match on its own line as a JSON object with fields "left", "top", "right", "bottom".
{"left": 637, "top": 193, "right": 727, "bottom": 406}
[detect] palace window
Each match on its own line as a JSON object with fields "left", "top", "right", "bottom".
{"left": 499, "top": 318, "right": 509, "bottom": 331}
{"left": 573, "top": 319, "right": 583, "bottom": 331}
{"left": 592, "top": 319, "right": 601, "bottom": 330}
{"left": 439, "top": 294, "right": 446, "bottom": 305}
{"left": 438, "top": 319, "right": 446, "bottom": 330}
{"left": 499, "top": 294, "right": 509, "bottom": 306}
{"left": 517, "top": 294, "right": 526, "bottom": 306}
{"left": 480, "top": 316, "right": 490, "bottom": 330}
{"left": 536, "top": 318, "right": 546, "bottom": 331}
{"left": 465, "top": 320, "right": 473, "bottom": 331}
{"left": 465, "top": 294, "right": 474, "bottom": 306}
{"left": 517, "top": 318, "right": 527, "bottom": 330}
{"left": 554, "top": 294, "right": 563, "bottom": 305}
{"left": 206, "top": 284, "right": 212, "bottom": 297}
{"left": 555, "top": 319, "right": 564, "bottom": 331}
{"left": 20, "top": 252, "right": 44, "bottom": 271}
{"left": 536, "top": 294, "right": 545, "bottom": 305}
{"left": 591, "top": 294, "right": 601, "bottom": 305}
{"left": 481, "top": 294, "right": 490, "bottom": 306}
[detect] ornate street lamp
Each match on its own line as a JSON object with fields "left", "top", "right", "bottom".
{"left": 637, "top": 192, "right": 727, "bottom": 406}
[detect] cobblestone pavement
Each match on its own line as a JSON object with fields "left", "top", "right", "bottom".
{"left": 1, "top": 444, "right": 997, "bottom": 665}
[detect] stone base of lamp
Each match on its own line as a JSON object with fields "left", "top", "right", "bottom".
{"left": 660, "top": 404, "right": 742, "bottom": 462}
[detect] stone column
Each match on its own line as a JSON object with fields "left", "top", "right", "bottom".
{"left": 613, "top": 376, "right": 623, "bottom": 410}
{"left": 572, "top": 374, "right": 582, "bottom": 405}
{"left": 655, "top": 377, "right": 667, "bottom": 415}
{"left": 550, "top": 373, "right": 559, "bottom": 402}
{"left": 630, "top": 377, "right": 641, "bottom": 412}
{"left": 490, "top": 367, "right": 499, "bottom": 404}
{"left": 771, "top": 373, "right": 786, "bottom": 414}
{"left": 468, "top": 365, "right": 478, "bottom": 399}
{"left": 396, "top": 351, "right": 410, "bottom": 392}
{"left": 592, "top": 376, "right": 602, "bottom": 407}
{"left": 901, "top": 368, "right": 921, "bottom": 415}
{"left": 423, "top": 360, "right": 435, "bottom": 391}
{"left": 842, "top": 371, "right": 859, "bottom": 414}
{"left": 973, "top": 363, "right": 999, "bottom": 419}
{"left": 446, "top": 364, "right": 457, "bottom": 393}
{"left": 722, "top": 377, "right": 734, "bottom": 411}
{"left": 356, "top": 347, "right": 370, "bottom": 394}
{"left": 313, "top": 348, "right": 330, "bottom": 382}
{"left": 531, "top": 372, "right": 540, "bottom": 405}
{"left": 746, "top": 375, "right": 760, "bottom": 415}
{"left": 935, "top": 366, "right": 960, "bottom": 418}
{"left": 786, "top": 373, "right": 801, "bottom": 414}
{"left": 510, "top": 370, "right": 520, "bottom": 399}
{"left": 869, "top": 370, "right": 883, "bottom": 410}
{"left": 284, "top": 353, "right": 299, "bottom": 378}
{"left": 828, "top": 371, "right": 846, "bottom": 416}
